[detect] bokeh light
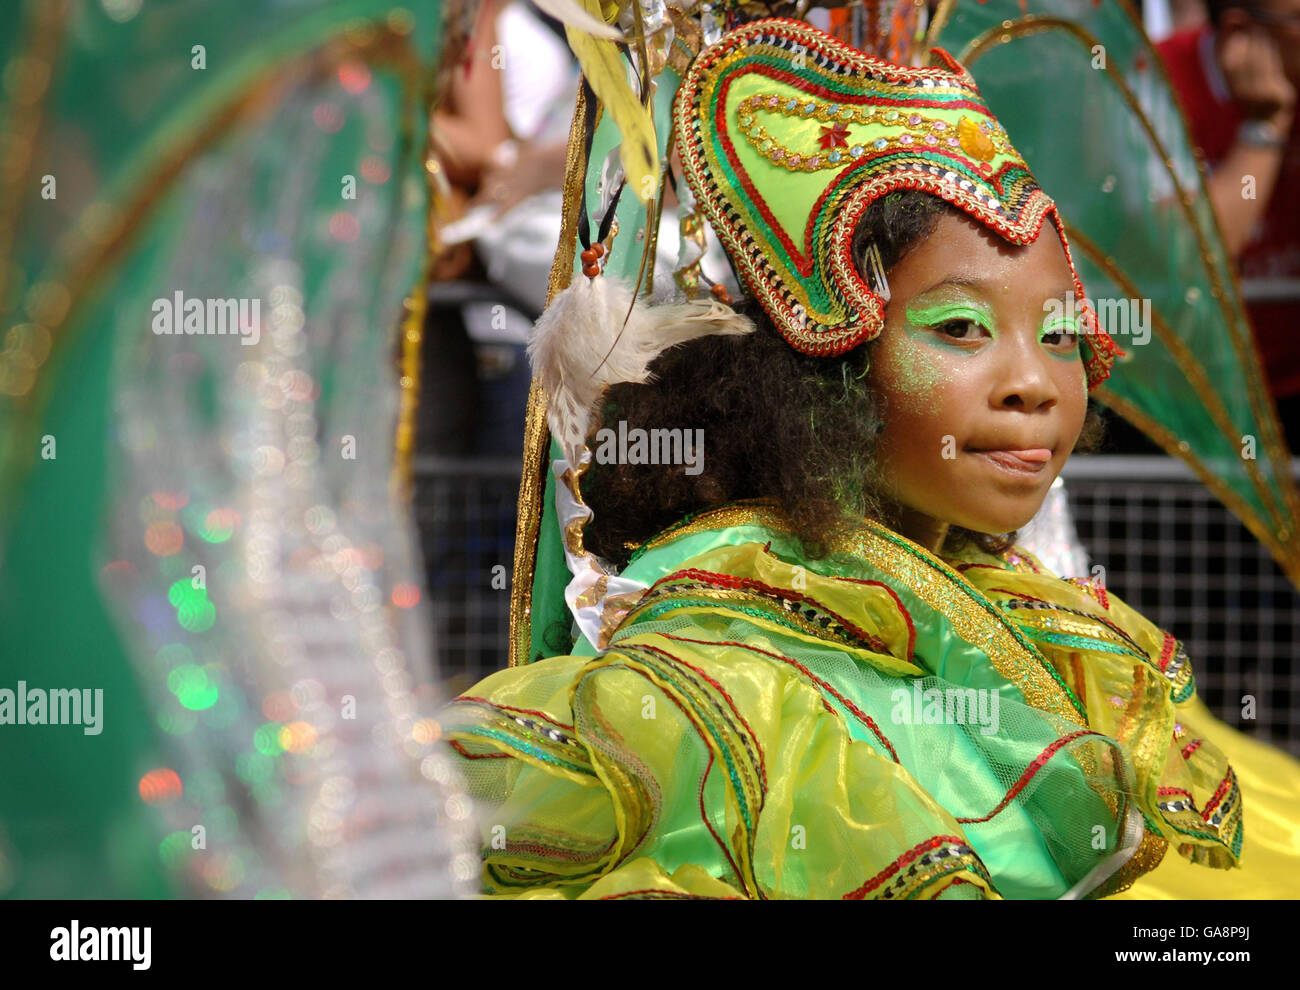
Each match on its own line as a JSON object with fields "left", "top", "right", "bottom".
{"left": 338, "top": 62, "right": 371, "bottom": 94}
{"left": 279, "top": 721, "right": 317, "bottom": 754}
{"left": 138, "top": 767, "right": 183, "bottom": 804}
{"left": 158, "top": 830, "right": 193, "bottom": 869}
{"left": 261, "top": 691, "right": 296, "bottom": 722}
{"left": 145, "top": 520, "right": 184, "bottom": 556}
{"left": 360, "top": 155, "right": 390, "bottom": 184}
{"left": 391, "top": 582, "right": 420, "bottom": 608}
{"left": 235, "top": 752, "right": 275, "bottom": 785}
{"left": 101, "top": 0, "right": 144, "bottom": 24}
{"left": 253, "top": 722, "right": 284, "bottom": 756}
{"left": 329, "top": 212, "right": 360, "bottom": 243}
{"left": 99, "top": 560, "right": 135, "bottom": 581}
{"left": 311, "top": 101, "right": 344, "bottom": 133}
{"left": 168, "top": 579, "right": 216, "bottom": 632}
{"left": 151, "top": 490, "right": 189, "bottom": 510}
{"left": 250, "top": 779, "right": 283, "bottom": 806}
{"left": 199, "top": 507, "right": 240, "bottom": 543}
{"left": 199, "top": 852, "right": 245, "bottom": 892}
{"left": 412, "top": 718, "right": 441, "bottom": 744}
{"left": 156, "top": 642, "right": 193, "bottom": 665}
{"left": 166, "top": 663, "right": 219, "bottom": 710}
{"left": 157, "top": 708, "right": 197, "bottom": 735}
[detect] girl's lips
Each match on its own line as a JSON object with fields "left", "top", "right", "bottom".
{"left": 971, "top": 448, "right": 1052, "bottom": 473}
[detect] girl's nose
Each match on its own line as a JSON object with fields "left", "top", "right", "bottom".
{"left": 990, "top": 334, "right": 1059, "bottom": 412}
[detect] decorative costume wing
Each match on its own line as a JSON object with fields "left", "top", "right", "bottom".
{"left": 0, "top": 0, "right": 476, "bottom": 897}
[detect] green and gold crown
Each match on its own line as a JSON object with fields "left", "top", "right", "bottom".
{"left": 672, "top": 16, "right": 1121, "bottom": 388}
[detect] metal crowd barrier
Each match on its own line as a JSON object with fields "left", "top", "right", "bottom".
{"left": 1060, "top": 456, "right": 1299, "bottom": 756}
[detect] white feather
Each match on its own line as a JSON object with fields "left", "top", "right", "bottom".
{"left": 526, "top": 275, "right": 754, "bottom": 465}
{"left": 527, "top": 0, "right": 625, "bottom": 41}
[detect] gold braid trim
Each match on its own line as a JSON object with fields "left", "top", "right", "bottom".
{"left": 508, "top": 82, "right": 598, "bottom": 668}
{"left": 393, "top": 24, "right": 443, "bottom": 496}
{"left": 1096, "top": 830, "right": 1170, "bottom": 898}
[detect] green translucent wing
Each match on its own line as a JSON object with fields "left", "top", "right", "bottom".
{"left": 0, "top": 0, "right": 474, "bottom": 898}
{"left": 927, "top": 0, "right": 1300, "bottom": 586}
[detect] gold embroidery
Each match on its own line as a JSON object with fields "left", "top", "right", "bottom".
{"left": 1097, "top": 830, "right": 1169, "bottom": 898}
{"left": 735, "top": 94, "right": 1008, "bottom": 174}
{"left": 574, "top": 575, "right": 608, "bottom": 612}
{"left": 625, "top": 581, "right": 883, "bottom": 655}
{"left": 636, "top": 498, "right": 1083, "bottom": 724}
{"left": 596, "top": 589, "right": 648, "bottom": 650}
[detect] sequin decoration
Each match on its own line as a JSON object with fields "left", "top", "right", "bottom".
{"left": 100, "top": 53, "right": 477, "bottom": 898}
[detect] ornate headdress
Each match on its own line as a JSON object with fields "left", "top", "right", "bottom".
{"left": 531, "top": 17, "right": 1121, "bottom": 488}
{"left": 672, "top": 17, "right": 1121, "bottom": 385}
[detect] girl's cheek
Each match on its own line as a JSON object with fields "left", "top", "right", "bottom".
{"left": 882, "top": 340, "right": 955, "bottom": 417}
{"left": 872, "top": 420, "right": 913, "bottom": 499}
{"left": 876, "top": 410, "right": 937, "bottom": 497}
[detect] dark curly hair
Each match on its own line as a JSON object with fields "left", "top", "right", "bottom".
{"left": 581, "top": 190, "right": 1104, "bottom": 569}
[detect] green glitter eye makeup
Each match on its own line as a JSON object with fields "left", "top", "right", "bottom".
{"left": 904, "top": 296, "right": 995, "bottom": 350}
{"left": 1039, "top": 309, "right": 1084, "bottom": 353}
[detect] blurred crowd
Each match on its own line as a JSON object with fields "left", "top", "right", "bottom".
{"left": 1156, "top": 0, "right": 1299, "bottom": 449}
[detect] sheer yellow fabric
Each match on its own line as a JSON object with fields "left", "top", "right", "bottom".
{"left": 1115, "top": 695, "right": 1300, "bottom": 899}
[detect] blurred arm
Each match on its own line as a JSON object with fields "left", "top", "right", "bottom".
{"left": 432, "top": 0, "right": 513, "bottom": 188}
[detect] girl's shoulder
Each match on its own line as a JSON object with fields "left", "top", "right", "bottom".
{"left": 944, "top": 537, "right": 1173, "bottom": 661}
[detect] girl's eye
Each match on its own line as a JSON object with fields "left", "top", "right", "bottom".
{"left": 1041, "top": 326, "right": 1081, "bottom": 349}
{"left": 935, "top": 319, "right": 986, "bottom": 341}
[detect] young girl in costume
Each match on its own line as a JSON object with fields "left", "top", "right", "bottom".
{"left": 440, "top": 18, "right": 1300, "bottom": 899}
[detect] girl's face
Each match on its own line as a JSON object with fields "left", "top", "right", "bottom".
{"left": 865, "top": 210, "right": 1089, "bottom": 548}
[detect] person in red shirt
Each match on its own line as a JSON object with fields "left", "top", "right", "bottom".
{"left": 1157, "top": 0, "right": 1300, "bottom": 451}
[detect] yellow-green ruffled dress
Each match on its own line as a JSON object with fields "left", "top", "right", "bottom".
{"left": 440, "top": 498, "right": 1300, "bottom": 899}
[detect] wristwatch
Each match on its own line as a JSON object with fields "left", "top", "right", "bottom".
{"left": 1237, "top": 118, "right": 1288, "bottom": 149}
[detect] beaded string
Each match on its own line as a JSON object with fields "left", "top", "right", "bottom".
{"left": 576, "top": 76, "right": 626, "bottom": 280}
